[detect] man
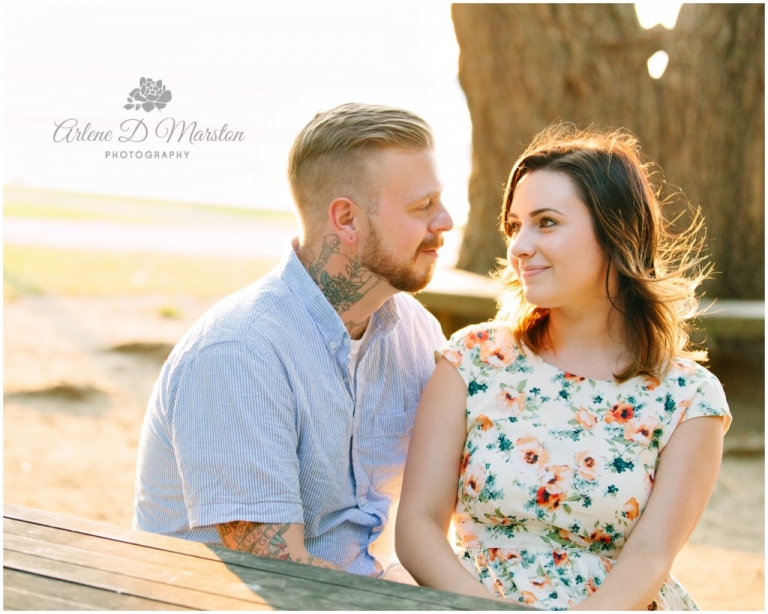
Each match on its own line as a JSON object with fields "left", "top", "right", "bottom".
{"left": 133, "top": 103, "right": 453, "bottom": 577}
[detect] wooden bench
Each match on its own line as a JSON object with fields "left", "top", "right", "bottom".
{"left": 4, "top": 504, "right": 527, "bottom": 611}
{"left": 419, "top": 268, "right": 765, "bottom": 340}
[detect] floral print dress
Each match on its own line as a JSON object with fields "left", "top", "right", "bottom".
{"left": 443, "top": 322, "right": 731, "bottom": 610}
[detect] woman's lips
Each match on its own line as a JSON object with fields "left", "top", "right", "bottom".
{"left": 520, "top": 266, "right": 550, "bottom": 278}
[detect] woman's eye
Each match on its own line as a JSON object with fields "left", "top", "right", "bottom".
{"left": 540, "top": 217, "right": 556, "bottom": 228}
{"left": 505, "top": 220, "right": 521, "bottom": 236}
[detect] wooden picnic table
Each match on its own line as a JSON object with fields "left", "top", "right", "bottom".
{"left": 4, "top": 504, "right": 527, "bottom": 611}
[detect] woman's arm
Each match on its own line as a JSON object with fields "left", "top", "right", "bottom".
{"left": 571, "top": 415, "right": 725, "bottom": 610}
{"left": 396, "top": 358, "right": 503, "bottom": 602}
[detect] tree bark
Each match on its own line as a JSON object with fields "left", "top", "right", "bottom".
{"left": 453, "top": 3, "right": 764, "bottom": 299}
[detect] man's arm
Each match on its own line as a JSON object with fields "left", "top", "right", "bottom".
{"left": 215, "top": 521, "right": 340, "bottom": 570}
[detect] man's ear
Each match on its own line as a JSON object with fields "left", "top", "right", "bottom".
{"left": 327, "top": 197, "right": 361, "bottom": 246}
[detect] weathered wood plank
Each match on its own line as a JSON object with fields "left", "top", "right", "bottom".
{"left": 4, "top": 568, "right": 193, "bottom": 611}
{"left": 4, "top": 505, "right": 523, "bottom": 611}
{"left": 8, "top": 527, "right": 371, "bottom": 611}
{"left": 4, "top": 586, "right": 100, "bottom": 611}
{"left": 3, "top": 532, "right": 448, "bottom": 611}
{"left": 4, "top": 549, "right": 270, "bottom": 611}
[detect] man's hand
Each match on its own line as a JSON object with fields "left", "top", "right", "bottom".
{"left": 381, "top": 561, "right": 418, "bottom": 585}
{"left": 216, "top": 521, "right": 339, "bottom": 570}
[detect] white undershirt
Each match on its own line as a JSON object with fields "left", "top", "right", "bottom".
{"left": 348, "top": 320, "right": 374, "bottom": 377}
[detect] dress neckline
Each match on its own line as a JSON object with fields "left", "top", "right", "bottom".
{"left": 529, "top": 348, "right": 620, "bottom": 385}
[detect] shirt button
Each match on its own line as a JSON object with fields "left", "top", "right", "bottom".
{"left": 330, "top": 342, "right": 338, "bottom": 350}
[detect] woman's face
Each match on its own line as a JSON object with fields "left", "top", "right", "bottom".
{"left": 506, "top": 170, "right": 612, "bottom": 314}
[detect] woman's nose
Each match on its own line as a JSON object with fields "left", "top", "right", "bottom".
{"left": 508, "top": 225, "right": 534, "bottom": 260}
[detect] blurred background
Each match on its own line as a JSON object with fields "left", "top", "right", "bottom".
{"left": 3, "top": 2, "right": 764, "bottom": 609}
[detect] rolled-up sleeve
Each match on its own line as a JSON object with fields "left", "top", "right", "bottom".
{"left": 171, "top": 340, "right": 304, "bottom": 529}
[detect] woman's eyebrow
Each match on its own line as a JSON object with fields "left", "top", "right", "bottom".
{"left": 508, "top": 207, "right": 562, "bottom": 219}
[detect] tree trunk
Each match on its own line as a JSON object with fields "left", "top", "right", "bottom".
{"left": 453, "top": 3, "right": 764, "bottom": 300}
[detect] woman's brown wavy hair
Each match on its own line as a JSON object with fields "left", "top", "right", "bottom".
{"left": 494, "top": 123, "right": 710, "bottom": 382}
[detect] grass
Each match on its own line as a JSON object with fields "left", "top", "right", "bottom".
{"left": 3, "top": 185, "right": 293, "bottom": 300}
{"left": 3, "top": 245, "right": 281, "bottom": 299}
{"left": 3, "top": 185, "right": 298, "bottom": 226}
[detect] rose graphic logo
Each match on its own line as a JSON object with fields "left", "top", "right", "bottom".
{"left": 124, "top": 77, "right": 172, "bottom": 112}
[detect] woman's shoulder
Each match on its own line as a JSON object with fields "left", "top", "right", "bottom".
{"left": 660, "top": 357, "right": 724, "bottom": 390}
{"left": 443, "top": 320, "right": 527, "bottom": 371}
{"left": 650, "top": 357, "right": 732, "bottom": 438}
{"left": 446, "top": 320, "right": 517, "bottom": 348}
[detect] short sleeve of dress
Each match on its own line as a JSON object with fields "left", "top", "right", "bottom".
{"left": 440, "top": 324, "right": 488, "bottom": 388}
{"left": 680, "top": 372, "right": 732, "bottom": 433}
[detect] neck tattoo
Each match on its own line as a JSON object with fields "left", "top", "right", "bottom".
{"left": 303, "top": 234, "right": 381, "bottom": 315}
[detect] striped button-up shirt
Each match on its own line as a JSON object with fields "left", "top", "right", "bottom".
{"left": 133, "top": 248, "right": 445, "bottom": 575}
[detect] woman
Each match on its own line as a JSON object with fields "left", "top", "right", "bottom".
{"left": 396, "top": 124, "right": 731, "bottom": 610}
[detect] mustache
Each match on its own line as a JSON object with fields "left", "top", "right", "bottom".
{"left": 418, "top": 235, "right": 444, "bottom": 251}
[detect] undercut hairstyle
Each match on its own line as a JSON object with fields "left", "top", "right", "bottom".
{"left": 495, "top": 123, "right": 710, "bottom": 382}
{"left": 287, "top": 103, "right": 434, "bottom": 237}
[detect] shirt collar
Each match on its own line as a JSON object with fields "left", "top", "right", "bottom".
{"left": 282, "top": 245, "right": 346, "bottom": 350}
{"left": 371, "top": 295, "right": 399, "bottom": 339}
{"left": 281, "top": 241, "right": 401, "bottom": 347}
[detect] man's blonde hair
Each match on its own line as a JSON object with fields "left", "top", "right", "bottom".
{"left": 288, "top": 103, "right": 434, "bottom": 235}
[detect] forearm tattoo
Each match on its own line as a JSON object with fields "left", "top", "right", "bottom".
{"left": 216, "top": 522, "right": 336, "bottom": 569}
{"left": 217, "top": 521, "right": 289, "bottom": 557}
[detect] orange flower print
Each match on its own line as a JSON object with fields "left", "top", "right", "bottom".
{"left": 496, "top": 388, "right": 526, "bottom": 416}
{"left": 623, "top": 416, "right": 660, "bottom": 445}
{"left": 460, "top": 531, "right": 480, "bottom": 548}
{"left": 644, "top": 471, "right": 655, "bottom": 495}
{"left": 475, "top": 414, "right": 494, "bottom": 431}
{"left": 606, "top": 402, "right": 634, "bottom": 424}
{"left": 464, "top": 329, "right": 489, "bottom": 350}
{"left": 464, "top": 463, "right": 487, "bottom": 497}
{"left": 541, "top": 464, "right": 573, "bottom": 495}
{"left": 488, "top": 515, "right": 517, "bottom": 527}
{"left": 589, "top": 529, "right": 612, "bottom": 546}
{"left": 564, "top": 372, "right": 586, "bottom": 384}
{"left": 575, "top": 406, "right": 598, "bottom": 430}
{"left": 521, "top": 591, "right": 537, "bottom": 604}
{"left": 575, "top": 451, "right": 600, "bottom": 481}
{"left": 515, "top": 436, "right": 550, "bottom": 470}
{"left": 488, "top": 548, "right": 521, "bottom": 563}
{"left": 553, "top": 550, "right": 570, "bottom": 566}
{"left": 479, "top": 341, "right": 515, "bottom": 368}
{"left": 531, "top": 575, "right": 553, "bottom": 593}
{"left": 601, "top": 557, "right": 614, "bottom": 572}
{"left": 536, "top": 486, "right": 563, "bottom": 510}
{"left": 558, "top": 528, "right": 590, "bottom": 548}
{"left": 623, "top": 497, "right": 640, "bottom": 521}
{"left": 643, "top": 376, "right": 661, "bottom": 391}
{"left": 493, "top": 578, "right": 506, "bottom": 597}
{"left": 674, "top": 360, "right": 698, "bottom": 376}
{"left": 460, "top": 450, "right": 471, "bottom": 474}
{"left": 443, "top": 349, "right": 462, "bottom": 367}
{"left": 586, "top": 577, "right": 600, "bottom": 596}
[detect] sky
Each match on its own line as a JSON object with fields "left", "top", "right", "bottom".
{"left": 3, "top": 2, "right": 473, "bottom": 223}
{"left": 3, "top": 2, "right": 679, "bottom": 227}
